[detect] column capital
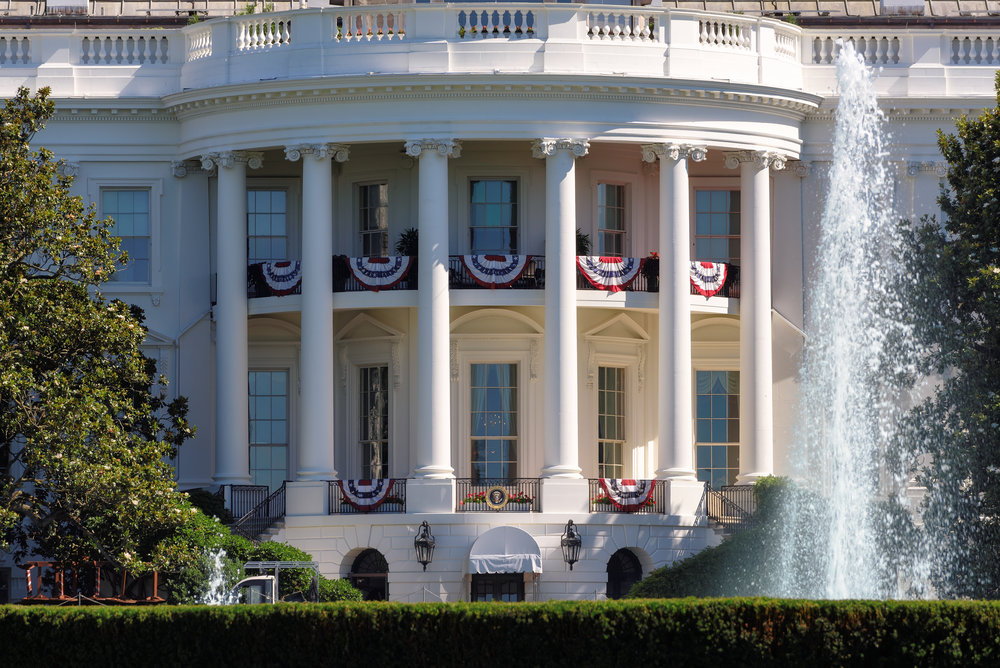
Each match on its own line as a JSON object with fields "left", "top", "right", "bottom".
{"left": 789, "top": 160, "right": 811, "bottom": 179}
{"left": 531, "top": 138, "right": 590, "bottom": 159}
{"left": 723, "top": 150, "right": 787, "bottom": 172}
{"left": 404, "top": 139, "right": 462, "bottom": 159}
{"left": 640, "top": 143, "right": 707, "bottom": 163}
{"left": 202, "top": 150, "right": 264, "bottom": 171}
{"left": 285, "top": 143, "right": 350, "bottom": 163}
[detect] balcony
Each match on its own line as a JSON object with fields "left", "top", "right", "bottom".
{"left": 329, "top": 479, "right": 407, "bottom": 514}
{"left": 456, "top": 478, "right": 540, "bottom": 512}
{"left": 588, "top": 478, "right": 666, "bottom": 514}
{"left": 246, "top": 256, "right": 739, "bottom": 299}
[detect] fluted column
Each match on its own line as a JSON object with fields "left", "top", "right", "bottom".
{"left": 725, "top": 150, "right": 785, "bottom": 482}
{"left": 206, "top": 150, "right": 262, "bottom": 485}
{"left": 643, "top": 143, "right": 706, "bottom": 480}
{"left": 406, "top": 139, "right": 461, "bottom": 479}
{"left": 533, "top": 138, "right": 589, "bottom": 479}
{"left": 285, "top": 143, "right": 350, "bottom": 481}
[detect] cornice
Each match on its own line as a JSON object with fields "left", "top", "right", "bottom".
{"left": 805, "top": 97, "right": 995, "bottom": 123}
{"left": 162, "top": 75, "right": 823, "bottom": 122}
{"left": 50, "top": 101, "right": 174, "bottom": 123}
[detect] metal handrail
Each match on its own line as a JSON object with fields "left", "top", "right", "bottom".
{"left": 703, "top": 482, "right": 755, "bottom": 534}
{"left": 328, "top": 479, "right": 407, "bottom": 514}
{"left": 230, "top": 481, "right": 287, "bottom": 542}
{"left": 587, "top": 478, "right": 666, "bottom": 514}
{"left": 455, "top": 478, "right": 540, "bottom": 512}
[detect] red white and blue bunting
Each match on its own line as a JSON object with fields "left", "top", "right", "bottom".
{"left": 337, "top": 479, "right": 396, "bottom": 511}
{"left": 598, "top": 478, "right": 656, "bottom": 512}
{"left": 348, "top": 256, "right": 413, "bottom": 292}
{"left": 460, "top": 254, "right": 530, "bottom": 289}
{"left": 689, "top": 261, "right": 728, "bottom": 298}
{"left": 260, "top": 260, "right": 302, "bottom": 296}
{"left": 576, "top": 256, "right": 645, "bottom": 293}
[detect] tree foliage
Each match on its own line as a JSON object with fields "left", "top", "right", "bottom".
{"left": 0, "top": 87, "right": 199, "bottom": 574}
{"left": 899, "top": 71, "right": 1000, "bottom": 598}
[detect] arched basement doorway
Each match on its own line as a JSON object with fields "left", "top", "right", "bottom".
{"left": 468, "top": 526, "right": 542, "bottom": 602}
{"left": 606, "top": 548, "right": 642, "bottom": 599}
{"left": 349, "top": 549, "right": 388, "bottom": 601}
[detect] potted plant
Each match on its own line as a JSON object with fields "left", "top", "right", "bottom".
{"left": 576, "top": 228, "right": 592, "bottom": 256}
{"left": 395, "top": 227, "right": 418, "bottom": 289}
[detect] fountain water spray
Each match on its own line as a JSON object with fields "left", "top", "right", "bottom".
{"left": 775, "top": 42, "right": 930, "bottom": 599}
{"left": 200, "top": 548, "right": 238, "bottom": 605}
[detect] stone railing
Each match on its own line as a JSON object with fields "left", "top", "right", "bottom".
{"left": 1, "top": 6, "right": 999, "bottom": 99}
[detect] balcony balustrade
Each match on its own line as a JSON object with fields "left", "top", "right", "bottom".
{"left": 456, "top": 478, "right": 540, "bottom": 512}
{"left": 3, "top": 6, "right": 998, "bottom": 99}
{"left": 329, "top": 479, "right": 407, "bottom": 514}
{"left": 588, "top": 478, "right": 666, "bottom": 514}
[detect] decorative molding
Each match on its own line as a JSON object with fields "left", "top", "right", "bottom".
{"left": 391, "top": 342, "right": 401, "bottom": 389}
{"left": 57, "top": 162, "right": 79, "bottom": 178}
{"left": 531, "top": 138, "right": 590, "bottom": 159}
{"left": 201, "top": 150, "right": 264, "bottom": 171}
{"left": 529, "top": 339, "right": 539, "bottom": 381}
{"left": 450, "top": 339, "right": 459, "bottom": 382}
{"left": 723, "top": 150, "right": 787, "bottom": 171}
{"left": 284, "top": 143, "right": 351, "bottom": 163}
{"left": 339, "top": 346, "right": 349, "bottom": 389}
{"left": 404, "top": 139, "right": 462, "bottom": 159}
{"left": 640, "top": 143, "right": 707, "bottom": 163}
{"left": 171, "top": 160, "right": 188, "bottom": 178}
{"left": 906, "top": 161, "right": 949, "bottom": 179}
{"left": 637, "top": 345, "right": 646, "bottom": 392}
{"left": 150, "top": 294, "right": 161, "bottom": 307}
{"left": 790, "top": 160, "right": 810, "bottom": 178}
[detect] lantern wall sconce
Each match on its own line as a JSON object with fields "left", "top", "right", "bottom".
{"left": 561, "top": 519, "right": 582, "bottom": 570}
{"left": 414, "top": 520, "right": 436, "bottom": 571}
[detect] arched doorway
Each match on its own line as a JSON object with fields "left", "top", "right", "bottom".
{"left": 606, "top": 549, "right": 642, "bottom": 599}
{"left": 467, "top": 526, "right": 542, "bottom": 602}
{"left": 349, "top": 549, "right": 388, "bottom": 601}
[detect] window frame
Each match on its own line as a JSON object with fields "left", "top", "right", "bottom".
{"left": 248, "top": 367, "right": 292, "bottom": 493}
{"left": 357, "top": 364, "right": 390, "bottom": 480}
{"left": 586, "top": 339, "right": 646, "bottom": 480}
{"left": 90, "top": 178, "right": 163, "bottom": 291}
{"left": 693, "top": 369, "right": 741, "bottom": 490}
{"left": 590, "top": 169, "right": 640, "bottom": 258}
{"left": 455, "top": 167, "right": 529, "bottom": 255}
{"left": 355, "top": 181, "right": 390, "bottom": 258}
{"left": 468, "top": 361, "right": 521, "bottom": 483}
{"left": 689, "top": 177, "right": 741, "bottom": 265}
{"left": 246, "top": 177, "right": 302, "bottom": 264}
{"left": 468, "top": 178, "right": 520, "bottom": 255}
{"left": 344, "top": 350, "right": 399, "bottom": 480}
{"left": 597, "top": 365, "right": 627, "bottom": 479}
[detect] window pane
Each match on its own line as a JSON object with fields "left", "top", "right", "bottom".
{"left": 470, "top": 364, "right": 518, "bottom": 482}
{"left": 103, "top": 188, "right": 152, "bottom": 283}
{"left": 695, "top": 370, "right": 739, "bottom": 488}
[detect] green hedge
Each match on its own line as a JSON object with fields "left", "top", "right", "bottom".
{"left": 1, "top": 599, "right": 999, "bottom": 666}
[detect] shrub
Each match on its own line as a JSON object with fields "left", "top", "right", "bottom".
{"left": 318, "top": 577, "right": 363, "bottom": 602}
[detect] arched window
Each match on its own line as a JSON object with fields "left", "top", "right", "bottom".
{"left": 349, "top": 549, "right": 388, "bottom": 601}
{"left": 606, "top": 549, "right": 642, "bottom": 600}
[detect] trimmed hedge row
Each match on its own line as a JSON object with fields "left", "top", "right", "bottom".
{"left": 2, "top": 599, "right": 999, "bottom": 666}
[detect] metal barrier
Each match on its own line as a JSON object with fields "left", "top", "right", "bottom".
{"left": 328, "top": 479, "right": 407, "bottom": 514}
{"left": 588, "top": 479, "right": 665, "bottom": 514}
{"left": 456, "top": 478, "right": 540, "bottom": 512}
{"left": 704, "top": 482, "right": 755, "bottom": 534}
{"left": 230, "top": 482, "right": 286, "bottom": 542}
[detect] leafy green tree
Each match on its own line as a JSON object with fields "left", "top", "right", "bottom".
{"left": 0, "top": 87, "right": 198, "bottom": 575}
{"left": 899, "top": 72, "right": 1000, "bottom": 598}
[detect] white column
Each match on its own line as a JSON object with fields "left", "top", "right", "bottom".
{"left": 533, "top": 138, "right": 589, "bottom": 479}
{"left": 725, "top": 150, "right": 784, "bottom": 482}
{"left": 406, "top": 139, "right": 461, "bottom": 479}
{"left": 642, "top": 143, "right": 706, "bottom": 480}
{"left": 285, "top": 143, "right": 350, "bottom": 481}
{"left": 206, "top": 150, "right": 262, "bottom": 485}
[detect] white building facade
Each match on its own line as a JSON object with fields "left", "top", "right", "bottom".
{"left": 0, "top": 2, "right": 996, "bottom": 602}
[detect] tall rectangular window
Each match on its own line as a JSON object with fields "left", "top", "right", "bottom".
{"left": 694, "top": 190, "right": 740, "bottom": 264}
{"left": 695, "top": 370, "right": 740, "bottom": 489}
{"left": 598, "top": 366, "right": 626, "bottom": 478}
{"left": 249, "top": 370, "right": 289, "bottom": 492}
{"left": 470, "top": 363, "right": 518, "bottom": 483}
{"left": 359, "top": 183, "right": 389, "bottom": 257}
{"left": 247, "top": 190, "right": 288, "bottom": 263}
{"left": 470, "top": 179, "right": 518, "bottom": 253}
{"left": 359, "top": 365, "right": 389, "bottom": 479}
{"left": 102, "top": 189, "right": 150, "bottom": 283}
{"left": 597, "top": 184, "right": 626, "bottom": 256}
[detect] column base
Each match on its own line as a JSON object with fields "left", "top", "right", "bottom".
{"left": 296, "top": 468, "right": 338, "bottom": 482}
{"left": 655, "top": 467, "right": 697, "bottom": 480}
{"left": 663, "top": 478, "right": 707, "bottom": 523}
{"left": 540, "top": 478, "right": 589, "bottom": 514}
{"left": 540, "top": 465, "right": 582, "bottom": 479}
{"left": 213, "top": 474, "right": 251, "bottom": 487}
{"left": 407, "top": 478, "right": 456, "bottom": 513}
{"left": 285, "top": 480, "right": 329, "bottom": 516}
{"left": 411, "top": 465, "right": 455, "bottom": 479}
{"left": 735, "top": 472, "right": 770, "bottom": 485}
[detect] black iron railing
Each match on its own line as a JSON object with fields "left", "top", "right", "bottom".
{"left": 588, "top": 479, "right": 666, "bottom": 514}
{"left": 577, "top": 258, "right": 740, "bottom": 297}
{"left": 328, "top": 479, "right": 407, "bottom": 514}
{"left": 247, "top": 262, "right": 302, "bottom": 298}
{"left": 333, "top": 255, "right": 416, "bottom": 293}
{"left": 456, "top": 478, "right": 540, "bottom": 512}
{"left": 448, "top": 255, "right": 545, "bottom": 289}
{"left": 230, "top": 482, "right": 287, "bottom": 542}
{"left": 704, "top": 482, "right": 755, "bottom": 534}
{"left": 226, "top": 484, "right": 270, "bottom": 519}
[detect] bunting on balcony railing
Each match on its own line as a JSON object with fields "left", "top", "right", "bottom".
{"left": 576, "top": 256, "right": 645, "bottom": 292}
{"left": 460, "top": 254, "right": 531, "bottom": 288}
{"left": 348, "top": 256, "right": 412, "bottom": 291}
{"left": 598, "top": 478, "right": 656, "bottom": 512}
{"left": 689, "top": 261, "right": 728, "bottom": 298}
{"left": 260, "top": 260, "right": 302, "bottom": 296}
{"left": 337, "top": 479, "right": 396, "bottom": 511}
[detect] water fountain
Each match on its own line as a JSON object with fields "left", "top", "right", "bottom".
{"left": 200, "top": 549, "right": 238, "bottom": 605}
{"left": 772, "top": 42, "right": 931, "bottom": 599}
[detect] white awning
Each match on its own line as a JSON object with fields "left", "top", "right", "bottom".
{"left": 468, "top": 526, "right": 542, "bottom": 574}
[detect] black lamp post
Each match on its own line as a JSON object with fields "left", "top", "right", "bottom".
{"left": 561, "top": 519, "right": 582, "bottom": 570}
{"left": 414, "top": 521, "right": 435, "bottom": 571}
